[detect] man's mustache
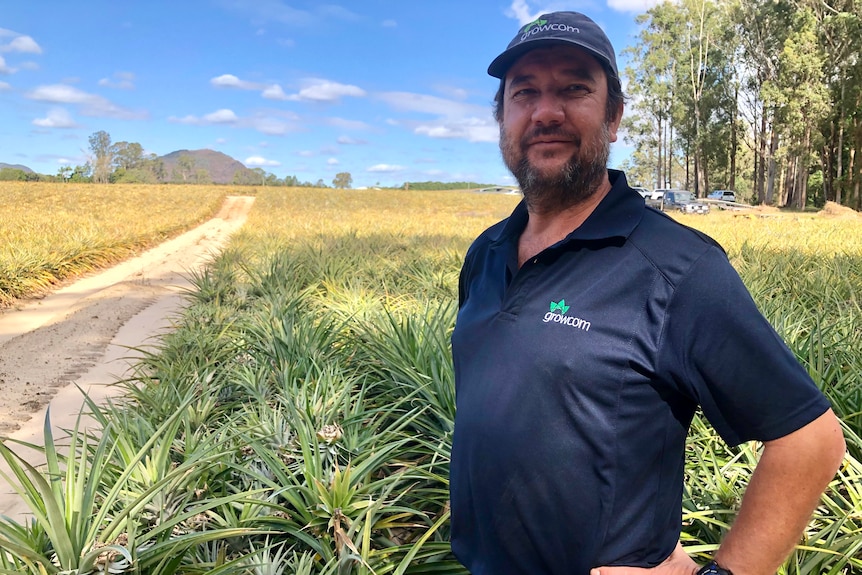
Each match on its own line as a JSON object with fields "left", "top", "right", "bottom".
{"left": 521, "top": 126, "right": 581, "bottom": 147}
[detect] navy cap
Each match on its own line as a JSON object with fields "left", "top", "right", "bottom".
{"left": 488, "top": 12, "right": 618, "bottom": 79}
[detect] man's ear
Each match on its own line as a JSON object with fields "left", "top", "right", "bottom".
{"left": 608, "top": 103, "right": 624, "bottom": 143}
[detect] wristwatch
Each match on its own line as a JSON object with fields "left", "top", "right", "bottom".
{"left": 696, "top": 560, "right": 733, "bottom": 575}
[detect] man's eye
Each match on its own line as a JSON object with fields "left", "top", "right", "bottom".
{"left": 512, "top": 89, "right": 534, "bottom": 98}
{"left": 566, "top": 84, "right": 588, "bottom": 93}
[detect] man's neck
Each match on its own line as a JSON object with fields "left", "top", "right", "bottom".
{"left": 517, "top": 178, "right": 611, "bottom": 267}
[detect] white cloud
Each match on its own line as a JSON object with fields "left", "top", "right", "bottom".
{"left": 262, "top": 84, "right": 288, "bottom": 100}
{"left": 382, "top": 19, "right": 397, "bottom": 27}
{"left": 376, "top": 91, "right": 498, "bottom": 144}
{"left": 211, "top": 74, "right": 264, "bottom": 90}
{"left": 367, "top": 164, "right": 405, "bottom": 173}
{"left": 337, "top": 135, "right": 366, "bottom": 145}
{"left": 245, "top": 156, "right": 281, "bottom": 167}
{"left": 6, "top": 35, "right": 42, "bottom": 54}
{"left": 0, "top": 29, "right": 42, "bottom": 54}
{"left": 169, "top": 114, "right": 200, "bottom": 124}
{"left": 415, "top": 117, "right": 498, "bottom": 143}
{"left": 0, "top": 81, "right": 10, "bottom": 90}
{"left": 213, "top": 75, "right": 364, "bottom": 104}
{"left": 248, "top": 116, "right": 292, "bottom": 135}
{"left": 204, "top": 108, "right": 239, "bottom": 123}
{"left": 328, "top": 117, "right": 370, "bottom": 130}
{"left": 376, "top": 91, "right": 484, "bottom": 117}
{"left": 26, "top": 83, "right": 146, "bottom": 119}
{"left": 607, "top": 0, "right": 663, "bottom": 11}
{"left": 434, "top": 84, "right": 469, "bottom": 100}
{"left": 98, "top": 71, "right": 135, "bottom": 90}
{"left": 0, "top": 55, "right": 13, "bottom": 74}
{"left": 298, "top": 150, "right": 314, "bottom": 157}
{"left": 504, "top": 1, "right": 582, "bottom": 24}
{"left": 327, "top": 158, "right": 339, "bottom": 165}
{"left": 32, "top": 107, "right": 78, "bottom": 128}
{"left": 170, "top": 108, "right": 238, "bottom": 125}
{"left": 28, "top": 84, "right": 93, "bottom": 104}
{"left": 287, "top": 79, "right": 366, "bottom": 102}
{"left": 506, "top": 0, "right": 538, "bottom": 24}
{"left": 170, "top": 109, "right": 298, "bottom": 135}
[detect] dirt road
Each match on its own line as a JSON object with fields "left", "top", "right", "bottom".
{"left": 0, "top": 195, "right": 254, "bottom": 518}
{"left": 0, "top": 195, "right": 255, "bottom": 434}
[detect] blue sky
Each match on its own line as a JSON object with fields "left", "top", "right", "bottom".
{"left": 1, "top": 0, "right": 659, "bottom": 188}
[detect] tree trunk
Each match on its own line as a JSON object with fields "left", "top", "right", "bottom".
{"left": 729, "top": 83, "right": 738, "bottom": 192}
{"left": 766, "top": 128, "right": 778, "bottom": 205}
{"left": 836, "top": 82, "right": 846, "bottom": 205}
{"left": 757, "top": 111, "right": 768, "bottom": 203}
{"left": 657, "top": 115, "right": 664, "bottom": 189}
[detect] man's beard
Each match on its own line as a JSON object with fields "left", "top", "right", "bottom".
{"left": 501, "top": 122, "right": 611, "bottom": 214}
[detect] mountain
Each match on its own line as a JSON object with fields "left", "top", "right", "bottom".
{"left": 158, "top": 149, "right": 256, "bottom": 184}
{"left": 0, "top": 163, "right": 34, "bottom": 173}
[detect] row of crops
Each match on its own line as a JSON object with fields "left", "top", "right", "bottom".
{"left": 1, "top": 186, "right": 861, "bottom": 573}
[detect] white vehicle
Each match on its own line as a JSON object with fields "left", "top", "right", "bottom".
{"left": 650, "top": 188, "right": 673, "bottom": 200}
{"left": 632, "top": 187, "right": 650, "bottom": 199}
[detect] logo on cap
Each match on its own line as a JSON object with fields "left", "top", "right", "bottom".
{"left": 519, "top": 18, "right": 581, "bottom": 42}
{"left": 521, "top": 18, "right": 548, "bottom": 34}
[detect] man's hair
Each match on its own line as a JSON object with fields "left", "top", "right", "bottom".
{"left": 492, "top": 65, "right": 625, "bottom": 124}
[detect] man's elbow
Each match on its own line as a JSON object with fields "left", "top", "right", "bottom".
{"left": 822, "top": 410, "right": 847, "bottom": 474}
{"left": 766, "top": 408, "right": 846, "bottom": 478}
{"left": 797, "top": 409, "right": 846, "bottom": 478}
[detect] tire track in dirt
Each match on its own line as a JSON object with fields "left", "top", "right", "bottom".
{"left": 0, "top": 195, "right": 255, "bottom": 434}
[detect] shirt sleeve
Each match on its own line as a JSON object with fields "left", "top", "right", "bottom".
{"left": 657, "top": 246, "right": 832, "bottom": 445}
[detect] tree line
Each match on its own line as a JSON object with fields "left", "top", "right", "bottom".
{"left": 81, "top": 131, "right": 328, "bottom": 187}
{"left": 621, "top": 0, "right": 862, "bottom": 209}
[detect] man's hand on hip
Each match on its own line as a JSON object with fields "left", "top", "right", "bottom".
{"left": 590, "top": 542, "right": 699, "bottom": 575}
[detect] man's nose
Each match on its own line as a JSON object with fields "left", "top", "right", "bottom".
{"left": 531, "top": 94, "right": 565, "bottom": 125}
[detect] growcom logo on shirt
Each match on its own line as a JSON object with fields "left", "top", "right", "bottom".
{"left": 543, "top": 300, "right": 591, "bottom": 332}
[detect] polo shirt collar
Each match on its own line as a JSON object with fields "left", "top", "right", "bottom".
{"left": 492, "top": 169, "right": 644, "bottom": 246}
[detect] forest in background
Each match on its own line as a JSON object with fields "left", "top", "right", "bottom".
{"left": 620, "top": 0, "right": 861, "bottom": 209}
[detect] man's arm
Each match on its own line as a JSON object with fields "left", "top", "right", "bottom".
{"left": 591, "top": 409, "right": 846, "bottom": 575}
{"left": 712, "top": 408, "right": 845, "bottom": 575}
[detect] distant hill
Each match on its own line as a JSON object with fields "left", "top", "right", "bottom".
{"left": 158, "top": 149, "right": 256, "bottom": 184}
{"left": 0, "top": 163, "right": 34, "bottom": 173}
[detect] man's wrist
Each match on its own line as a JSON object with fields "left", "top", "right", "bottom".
{"left": 696, "top": 559, "right": 733, "bottom": 575}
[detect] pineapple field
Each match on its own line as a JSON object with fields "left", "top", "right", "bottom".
{"left": 1, "top": 184, "right": 861, "bottom": 574}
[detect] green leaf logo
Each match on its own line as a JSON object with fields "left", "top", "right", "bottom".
{"left": 523, "top": 18, "right": 548, "bottom": 33}
{"left": 549, "top": 300, "right": 570, "bottom": 314}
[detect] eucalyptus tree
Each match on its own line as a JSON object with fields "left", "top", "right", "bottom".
{"left": 88, "top": 130, "right": 113, "bottom": 184}
{"left": 731, "top": 0, "right": 795, "bottom": 204}
{"left": 761, "top": 6, "right": 829, "bottom": 209}
{"left": 624, "top": 2, "right": 685, "bottom": 189}
{"left": 669, "top": 0, "right": 736, "bottom": 196}
{"left": 625, "top": 0, "right": 739, "bottom": 195}
{"left": 799, "top": 0, "right": 862, "bottom": 209}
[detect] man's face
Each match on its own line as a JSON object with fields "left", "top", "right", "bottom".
{"left": 499, "top": 44, "right": 622, "bottom": 212}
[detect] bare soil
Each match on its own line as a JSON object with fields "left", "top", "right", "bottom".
{"left": 0, "top": 196, "right": 255, "bottom": 435}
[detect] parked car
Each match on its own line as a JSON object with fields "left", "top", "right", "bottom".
{"left": 662, "top": 190, "right": 710, "bottom": 214}
{"left": 632, "top": 186, "right": 651, "bottom": 198}
{"left": 708, "top": 190, "right": 736, "bottom": 202}
{"left": 650, "top": 188, "right": 672, "bottom": 200}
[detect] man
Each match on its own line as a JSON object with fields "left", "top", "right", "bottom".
{"left": 449, "top": 11, "right": 845, "bottom": 575}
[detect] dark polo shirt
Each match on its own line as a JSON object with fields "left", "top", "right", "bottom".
{"left": 449, "top": 170, "right": 830, "bottom": 575}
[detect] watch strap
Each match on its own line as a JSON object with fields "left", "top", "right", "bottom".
{"left": 696, "top": 560, "right": 733, "bottom": 575}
